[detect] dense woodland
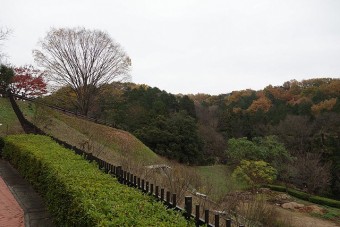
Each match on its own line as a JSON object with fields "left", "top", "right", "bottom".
{"left": 43, "top": 78, "right": 340, "bottom": 199}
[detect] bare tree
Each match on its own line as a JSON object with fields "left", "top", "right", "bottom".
{"left": 294, "top": 152, "right": 332, "bottom": 194}
{"left": 0, "top": 28, "right": 11, "bottom": 62}
{"left": 33, "top": 27, "right": 131, "bottom": 115}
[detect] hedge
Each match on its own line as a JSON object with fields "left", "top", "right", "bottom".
{"left": 309, "top": 196, "right": 340, "bottom": 209}
{"left": 286, "top": 188, "right": 310, "bottom": 201}
{"left": 266, "top": 184, "right": 340, "bottom": 209}
{"left": 267, "top": 184, "right": 286, "bottom": 192}
{"left": 3, "top": 134, "right": 191, "bottom": 226}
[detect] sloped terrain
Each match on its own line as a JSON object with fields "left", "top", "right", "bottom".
{"left": 19, "top": 101, "right": 165, "bottom": 171}
{"left": 0, "top": 98, "right": 24, "bottom": 136}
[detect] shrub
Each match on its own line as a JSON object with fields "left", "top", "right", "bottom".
{"left": 286, "top": 188, "right": 310, "bottom": 200}
{"left": 309, "top": 196, "right": 340, "bottom": 208}
{"left": 268, "top": 184, "right": 340, "bottom": 209}
{"left": 232, "top": 160, "right": 277, "bottom": 190}
{"left": 3, "top": 134, "right": 190, "bottom": 226}
{"left": 267, "top": 184, "right": 286, "bottom": 192}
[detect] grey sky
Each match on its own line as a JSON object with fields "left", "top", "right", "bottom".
{"left": 1, "top": 0, "right": 340, "bottom": 95}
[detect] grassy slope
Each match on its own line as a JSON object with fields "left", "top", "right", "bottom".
{"left": 20, "top": 102, "right": 163, "bottom": 166}
{"left": 0, "top": 98, "right": 24, "bottom": 136}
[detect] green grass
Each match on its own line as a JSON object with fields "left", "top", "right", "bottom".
{"left": 196, "top": 165, "right": 248, "bottom": 199}
{"left": 312, "top": 206, "right": 340, "bottom": 222}
{"left": 0, "top": 98, "right": 24, "bottom": 136}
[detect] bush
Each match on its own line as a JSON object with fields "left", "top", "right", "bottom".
{"left": 232, "top": 160, "right": 277, "bottom": 190}
{"left": 267, "top": 184, "right": 286, "bottom": 192}
{"left": 268, "top": 184, "right": 340, "bottom": 209}
{"left": 287, "top": 188, "right": 310, "bottom": 200}
{"left": 3, "top": 134, "right": 190, "bottom": 226}
{"left": 309, "top": 196, "right": 340, "bottom": 208}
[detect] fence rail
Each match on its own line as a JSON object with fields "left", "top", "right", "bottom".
{"left": 6, "top": 92, "right": 246, "bottom": 227}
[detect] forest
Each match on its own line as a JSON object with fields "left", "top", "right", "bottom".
{"left": 42, "top": 78, "right": 340, "bottom": 199}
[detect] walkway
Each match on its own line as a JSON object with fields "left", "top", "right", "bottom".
{"left": 0, "top": 159, "right": 54, "bottom": 227}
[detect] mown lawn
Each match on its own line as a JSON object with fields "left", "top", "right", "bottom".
{"left": 0, "top": 98, "right": 24, "bottom": 136}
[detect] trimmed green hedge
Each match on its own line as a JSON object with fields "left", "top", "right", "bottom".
{"left": 287, "top": 188, "right": 310, "bottom": 200}
{"left": 3, "top": 134, "right": 191, "bottom": 226}
{"left": 309, "top": 196, "right": 340, "bottom": 209}
{"left": 266, "top": 184, "right": 340, "bottom": 209}
{"left": 267, "top": 184, "right": 286, "bottom": 192}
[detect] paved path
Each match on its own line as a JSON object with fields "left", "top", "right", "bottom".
{"left": 0, "top": 159, "right": 54, "bottom": 227}
{"left": 0, "top": 177, "right": 24, "bottom": 227}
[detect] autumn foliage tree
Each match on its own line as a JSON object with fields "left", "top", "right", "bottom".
{"left": 10, "top": 65, "right": 47, "bottom": 97}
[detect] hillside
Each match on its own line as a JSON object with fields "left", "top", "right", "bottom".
{"left": 2, "top": 96, "right": 340, "bottom": 226}
{"left": 19, "top": 101, "right": 164, "bottom": 168}
{"left": 0, "top": 98, "right": 24, "bottom": 136}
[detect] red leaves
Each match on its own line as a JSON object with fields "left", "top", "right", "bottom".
{"left": 11, "top": 65, "right": 47, "bottom": 97}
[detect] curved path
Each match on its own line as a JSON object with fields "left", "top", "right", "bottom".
{"left": 0, "top": 177, "right": 24, "bottom": 227}
{"left": 0, "top": 159, "right": 54, "bottom": 227}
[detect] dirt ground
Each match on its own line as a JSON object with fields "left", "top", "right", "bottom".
{"left": 0, "top": 177, "right": 24, "bottom": 227}
{"left": 275, "top": 205, "right": 339, "bottom": 227}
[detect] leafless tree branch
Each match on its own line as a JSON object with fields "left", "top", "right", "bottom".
{"left": 33, "top": 27, "right": 131, "bottom": 115}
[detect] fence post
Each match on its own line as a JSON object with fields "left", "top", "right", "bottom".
{"left": 155, "top": 186, "right": 159, "bottom": 199}
{"left": 123, "top": 171, "right": 127, "bottom": 184}
{"left": 141, "top": 180, "right": 145, "bottom": 192}
{"left": 146, "top": 181, "right": 149, "bottom": 193}
{"left": 226, "top": 219, "right": 232, "bottom": 227}
{"left": 125, "top": 171, "right": 128, "bottom": 185}
{"left": 172, "top": 194, "right": 177, "bottom": 208}
{"left": 134, "top": 176, "right": 137, "bottom": 187}
{"left": 185, "top": 196, "right": 192, "bottom": 220}
{"left": 205, "top": 209, "right": 209, "bottom": 226}
{"left": 130, "top": 174, "right": 133, "bottom": 186}
{"left": 215, "top": 214, "right": 219, "bottom": 227}
{"left": 195, "top": 205, "right": 200, "bottom": 227}
{"left": 225, "top": 218, "right": 231, "bottom": 227}
{"left": 103, "top": 161, "right": 109, "bottom": 173}
{"left": 150, "top": 184, "right": 154, "bottom": 195}
{"left": 137, "top": 178, "right": 141, "bottom": 189}
{"left": 166, "top": 191, "right": 170, "bottom": 205}
{"left": 120, "top": 168, "right": 124, "bottom": 183}
{"left": 161, "top": 188, "right": 165, "bottom": 201}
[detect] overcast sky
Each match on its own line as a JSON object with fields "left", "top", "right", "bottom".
{"left": 1, "top": 0, "right": 340, "bottom": 95}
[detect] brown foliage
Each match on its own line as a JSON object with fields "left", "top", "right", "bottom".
{"left": 311, "top": 98, "right": 337, "bottom": 115}
{"left": 247, "top": 95, "right": 272, "bottom": 112}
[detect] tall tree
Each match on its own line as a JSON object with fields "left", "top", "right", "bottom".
{"left": 33, "top": 27, "right": 131, "bottom": 115}
{"left": 0, "top": 64, "right": 14, "bottom": 93}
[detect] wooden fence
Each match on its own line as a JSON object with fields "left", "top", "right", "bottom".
{"left": 6, "top": 92, "right": 247, "bottom": 227}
